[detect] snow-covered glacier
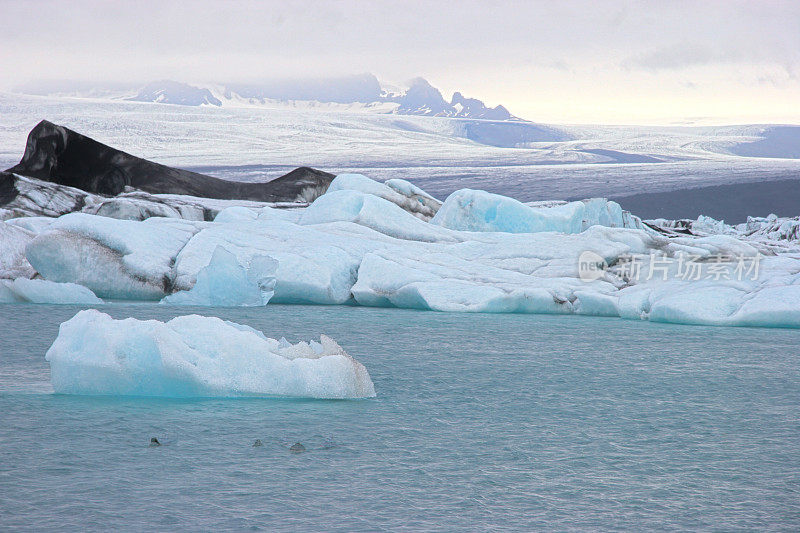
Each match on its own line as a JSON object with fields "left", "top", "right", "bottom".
{"left": 46, "top": 310, "right": 376, "bottom": 399}
{"left": 9, "top": 173, "right": 800, "bottom": 328}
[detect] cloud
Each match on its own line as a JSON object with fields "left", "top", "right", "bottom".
{"left": 623, "top": 44, "right": 726, "bottom": 71}
{"left": 0, "top": 0, "right": 798, "bottom": 123}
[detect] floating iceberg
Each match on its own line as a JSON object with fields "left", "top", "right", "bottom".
{"left": 17, "top": 174, "right": 800, "bottom": 328}
{"left": 326, "top": 173, "right": 440, "bottom": 220}
{"left": 25, "top": 213, "right": 204, "bottom": 300}
{"left": 0, "top": 278, "right": 102, "bottom": 304}
{"left": 430, "top": 189, "right": 640, "bottom": 234}
{"left": 300, "top": 189, "right": 455, "bottom": 242}
{"left": 161, "top": 246, "right": 277, "bottom": 306}
{"left": 171, "top": 217, "right": 366, "bottom": 304}
{"left": 46, "top": 310, "right": 376, "bottom": 399}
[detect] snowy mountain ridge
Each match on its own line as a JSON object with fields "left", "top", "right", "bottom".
{"left": 21, "top": 75, "right": 520, "bottom": 120}
{"left": 129, "top": 80, "right": 222, "bottom": 107}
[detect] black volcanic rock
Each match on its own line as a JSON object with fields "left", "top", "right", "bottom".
{"left": 0, "top": 171, "right": 19, "bottom": 205}
{"left": 0, "top": 171, "right": 90, "bottom": 219}
{"left": 6, "top": 121, "right": 335, "bottom": 202}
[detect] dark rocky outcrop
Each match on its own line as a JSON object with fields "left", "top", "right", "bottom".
{"left": 0, "top": 171, "right": 90, "bottom": 219}
{"left": 0, "top": 171, "right": 19, "bottom": 205}
{"left": 6, "top": 120, "right": 335, "bottom": 202}
{"left": 0, "top": 171, "right": 313, "bottom": 222}
{"left": 450, "top": 91, "right": 512, "bottom": 120}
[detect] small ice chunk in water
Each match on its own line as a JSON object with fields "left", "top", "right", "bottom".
{"left": 0, "top": 278, "right": 102, "bottom": 304}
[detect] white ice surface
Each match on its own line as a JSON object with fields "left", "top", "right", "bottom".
{"left": 0, "top": 222, "right": 36, "bottom": 279}
{"left": 300, "top": 189, "right": 456, "bottom": 243}
{"left": 327, "top": 173, "right": 441, "bottom": 220}
{"left": 46, "top": 309, "right": 375, "bottom": 398}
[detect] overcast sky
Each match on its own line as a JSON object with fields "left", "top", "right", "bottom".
{"left": 1, "top": 0, "right": 798, "bottom": 124}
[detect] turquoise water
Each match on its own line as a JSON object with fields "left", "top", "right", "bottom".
{"left": 1, "top": 304, "right": 799, "bottom": 531}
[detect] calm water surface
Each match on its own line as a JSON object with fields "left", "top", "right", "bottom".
{"left": 1, "top": 304, "right": 799, "bottom": 531}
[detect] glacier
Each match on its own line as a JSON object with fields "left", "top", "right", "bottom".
{"left": 46, "top": 309, "right": 376, "bottom": 399}
{"left": 6, "top": 173, "right": 800, "bottom": 328}
{"left": 4, "top": 92, "right": 800, "bottom": 211}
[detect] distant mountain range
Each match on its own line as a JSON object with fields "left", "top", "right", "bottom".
{"left": 9, "top": 76, "right": 570, "bottom": 150}
{"left": 120, "top": 75, "right": 519, "bottom": 120}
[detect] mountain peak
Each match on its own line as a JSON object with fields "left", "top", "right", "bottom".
{"left": 387, "top": 78, "right": 517, "bottom": 119}
{"left": 128, "top": 80, "right": 222, "bottom": 107}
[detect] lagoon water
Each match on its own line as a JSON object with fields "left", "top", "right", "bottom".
{"left": 1, "top": 304, "right": 799, "bottom": 531}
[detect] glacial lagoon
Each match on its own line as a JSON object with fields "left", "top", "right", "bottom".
{"left": 1, "top": 303, "right": 798, "bottom": 531}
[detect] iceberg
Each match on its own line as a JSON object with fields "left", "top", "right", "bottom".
{"left": 350, "top": 226, "right": 656, "bottom": 313}
{"left": 17, "top": 174, "right": 800, "bottom": 328}
{"left": 299, "top": 189, "right": 456, "bottom": 242}
{"left": 0, "top": 278, "right": 102, "bottom": 304}
{"left": 46, "top": 310, "right": 376, "bottom": 399}
{"left": 213, "top": 206, "right": 258, "bottom": 223}
{"left": 430, "top": 189, "right": 640, "bottom": 234}
{"left": 171, "top": 217, "right": 367, "bottom": 304}
{"left": 432, "top": 189, "right": 581, "bottom": 233}
{"left": 161, "top": 246, "right": 277, "bottom": 306}
{"left": 26, "top": 213, "right": 204, "bottom": 300}
{"left": 326, "top": 173, "right": 440, "bottom": 220}
{"left": 5, "top": 216, "right": 56, "bottom": 235}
